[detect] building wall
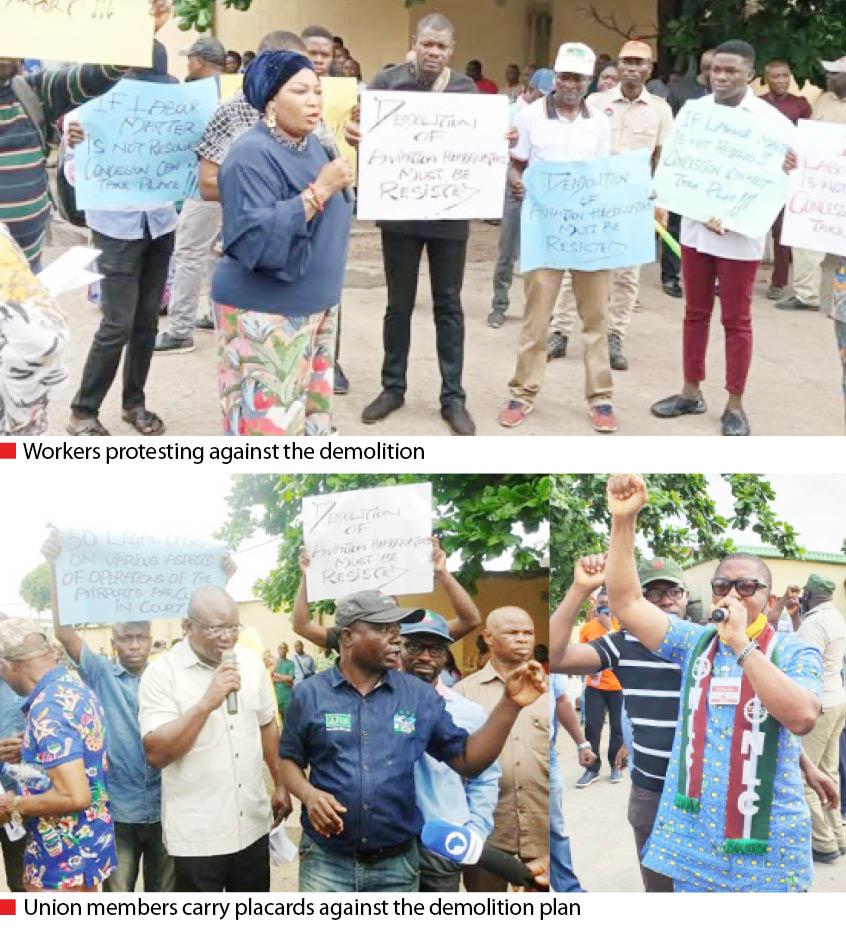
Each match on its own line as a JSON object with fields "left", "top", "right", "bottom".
{"left": 550, "top": 0, "right": 658, "bottom": 61}
{"left": 684, "top": 558, "right": 846, "bottom": 620}
{"left": 212, "top": 0, "right": 410, "bottom": 81}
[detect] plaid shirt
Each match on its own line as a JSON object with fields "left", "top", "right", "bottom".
{"left": 196, "top": 91, "right": 258, "bottom": 165}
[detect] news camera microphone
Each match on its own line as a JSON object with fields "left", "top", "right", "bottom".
{"left": 711, "top": 607, "right": 729, "bottom": 624}
{"left": 221, "top": 649, "right": 239, "bottom": 715}
{"left": 421, "top": 820, "right": 540, "bottom": 889}
{"left": 315, "top": 124, "right": 354, "bottom": 204}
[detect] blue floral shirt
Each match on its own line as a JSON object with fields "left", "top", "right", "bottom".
{"left": 643, "top": 616, "right": 823, "bottom": 892}
{"left": 19, "top": 666, "right": 116, "bottom": 890}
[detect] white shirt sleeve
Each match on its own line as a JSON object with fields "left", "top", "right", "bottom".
{"left": 138, "top": 658, "right": 180, "bottom": 738}
{"left": 511, "top": 106, "right": 532, "bottom": 162}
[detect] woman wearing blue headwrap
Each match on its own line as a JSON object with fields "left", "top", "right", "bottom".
{"left": 211, "top": 50, "right": 354, "bottom": 436}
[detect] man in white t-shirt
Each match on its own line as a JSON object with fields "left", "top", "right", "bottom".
{"left": 500, "top": 42, "right": 617, "bottom": 434}
{"left": 650, "top": 39, "right": 797, "bottom": 437}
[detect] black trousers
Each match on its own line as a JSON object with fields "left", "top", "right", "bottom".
{"left": 380, "top": 230, "right": 467, "bottom": 407}
{"left": 660, "top": 212, "right": 682, "bottom": 284}
{"left": 173, "top": 834, "right": 270, "bottom": 892}
{"left": 583, "top": 686, "right": 624, "bottom": 773}
{"left": 0, "top": 826, "right": 25, "bottom": 892}
{"left": 418, "top": 844, "right": 462, "bottom": 892}
{"left": 71, "top": 225, "right": 175, "bottom": 418}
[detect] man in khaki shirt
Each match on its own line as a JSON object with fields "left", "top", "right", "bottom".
{"left": 797, "top": 574, "right": 846, "bottom": 861}
{"left": 778, "top": 55, "right": 846, "bottom": 314}
{"left": 549, "top": 40, "right": 672, "bottom": 372}
{"left": 454, "top": 607, "right": 549, "bottom": 891}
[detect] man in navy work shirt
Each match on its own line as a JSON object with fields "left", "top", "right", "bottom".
{"left": 279, "top": 590, "right": 546, "bottom": 892}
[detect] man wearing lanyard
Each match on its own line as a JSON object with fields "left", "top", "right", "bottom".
{"left": 604, "top": 473, "right": 823, "bottom": 892}
{"left": 279, "top": 591, "right": 546, "bottom": 891}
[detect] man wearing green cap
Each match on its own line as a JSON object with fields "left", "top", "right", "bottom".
{"left": 550, "top": 553, "right": 689, "bottom": 891}
{"left": 796, "top": 574, "right": 846, "bottom": 862}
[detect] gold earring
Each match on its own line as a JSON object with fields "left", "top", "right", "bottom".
{"left": 265, "top": 106, "right": 276, "bottom": 130}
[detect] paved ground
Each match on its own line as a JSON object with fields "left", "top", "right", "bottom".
{"left": 42, "top": 221, "right": 843, "bottom": 437}
{"left": 557, "top": 730, "right": 846, "bottom": 892}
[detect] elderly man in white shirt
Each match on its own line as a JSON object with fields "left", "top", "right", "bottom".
{"left": 139, "top": 586, "right": 291, "bottom": 892}
{"left": 650, "top": 39, "right": 798, "bottom": 437}
{"left": 500, "top": 42, "right": 618, "bottom": 435}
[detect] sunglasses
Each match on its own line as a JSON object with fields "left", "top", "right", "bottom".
{"left": 710, "top": 578, "right": 768, "bottom": 598}
{"left": 402, "top": 640, "right": 449, "bottom": 657}
{"left": 644, "top": 585, "right": 686, "bottom": 603}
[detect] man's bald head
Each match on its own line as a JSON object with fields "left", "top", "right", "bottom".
{"left": 184, "top": 586, "right": 239, "bottom": 666}
{"left": 483, "top": 607, "right": 535, "bottom": 668}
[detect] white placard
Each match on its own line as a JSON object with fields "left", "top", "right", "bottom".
{"left": 357, "top": 90, "right": 509, "bottom": 220}
{"left": 781, "top": 119, "right": 846, "bottom": 255}
{"left": 303, "top": 482, "right": 434, "bottom": 603}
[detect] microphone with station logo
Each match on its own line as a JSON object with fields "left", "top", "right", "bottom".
{"left": 421, "top": 819, "right": 541, "bottom": 889}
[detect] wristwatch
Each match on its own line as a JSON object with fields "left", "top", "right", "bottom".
{"left": 736, "top": 640, "right": 760, "bottom": 667}
{"left": 10, "top": 795, "right": 23, "bottom": 829}
{"left": 576, "top": 741, "right": 591, "bottom": 752}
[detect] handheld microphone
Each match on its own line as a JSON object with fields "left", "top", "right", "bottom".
{"left": 421, "top": 819, "right": 541, "bottom": 889}
{"left": 711, "top": 607, "right": 729, "bottom": 623}
{"left": 220, "top": 649, "right": 239, "bottom": 715}
{"left": 315, "top": 123, "right": 354, "bottom": 204}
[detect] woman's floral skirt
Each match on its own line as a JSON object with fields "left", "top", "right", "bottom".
{"left": 214, "top": 303, "right": 335, "bottom": 436}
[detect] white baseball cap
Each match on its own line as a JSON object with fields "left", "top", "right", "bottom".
{"left": 821, "top": 56, "right": 846, "bottom": 74}
{"left": 554, "top": 42, "right": 596, "bottom": 77}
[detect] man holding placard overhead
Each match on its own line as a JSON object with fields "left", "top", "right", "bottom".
{"left": 650, "top": 40, "right": 797, "bottom": 437}
{"left": 344, "top": 14, "right": 479, "bottom": 437}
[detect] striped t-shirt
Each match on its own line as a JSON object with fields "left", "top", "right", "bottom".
{"left": 589, "top": 629, "right": 682, "bottom": 792}
{"left": 0, "top": 64, "right": 125, "bottom": 264}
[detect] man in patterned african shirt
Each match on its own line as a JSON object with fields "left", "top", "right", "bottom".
{"left": 0, "top": 618, "right": 116, "bottom": 891}
{"left": 604, "top": 475, "right": 824, "bottom": 892}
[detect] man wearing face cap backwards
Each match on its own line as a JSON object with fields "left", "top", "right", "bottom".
{"left": 211, "top": 50, "right": 354, "bottom": 437}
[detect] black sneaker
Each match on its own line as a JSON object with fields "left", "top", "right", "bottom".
{"left": 194, "top": 317, "right": 215, "bottom": 332}
{"left": 721, "top": 408, "right": 750, "bottom": 436}
{"left": 361, "top": 390, "right": 404, "bottom": 424}
{"left": 651, "top": 393, "right": 706, "bottom": 418}
{"left": 487, "top": 309, "right": 505, "bottom": 329}
{"left": 662, "top": 280, "right": 683, "bottom": 299}
{"left": 547, "top": 332, "right": 568, "bottom": 360}
{"left": 334, "top": 363, "right": 350, "bottom": 395}
{"left": 154, "top": 332, "right": 195, "bottom": 355}
{"left": 441, "top": 402, "right": 476, "bottom": 436}
{"left": 812, "top": 848, "right": 841, "bottom": 864}
{"left": 608, "top": 332, "right": 628, "bottom": 370}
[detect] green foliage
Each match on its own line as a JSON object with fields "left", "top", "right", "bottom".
{"left": 173, "top": 0, "right": 251, "bottom": 33}
{"left": 549, "top": 474, "right": 803, "bottom": 607}
{"left": 664, "top": 0, "right": 846, "bottom": 83}
{"left": 217, "top": 475, "right": 549, "bottom": 614}
{"left": 19, "top": 563, "right": 51, "bottom": 613}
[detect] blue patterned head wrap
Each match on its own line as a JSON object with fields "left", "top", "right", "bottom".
{"left": 243, "top": 50, "right": 315, "bottom": 111}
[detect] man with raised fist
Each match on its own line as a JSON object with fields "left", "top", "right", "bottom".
{"left": 603, "top": 474, "right": 823, "bottom": 892}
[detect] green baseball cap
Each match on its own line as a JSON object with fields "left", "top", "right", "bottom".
{"left": 804, "top": 573, "right": 836, "bottom": 595}
{"left": 638, "top": 557, "right": 686, "bottom": 588}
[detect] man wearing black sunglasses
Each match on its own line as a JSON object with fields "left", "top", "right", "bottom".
{"left": 551, "top": 554, "right": 688, "bottom": 891}
{"left": 604, "top": 474, "right": 824, "bottom": 893}
{"left": 399, "top": 612, "right": 500, "bottom": 891}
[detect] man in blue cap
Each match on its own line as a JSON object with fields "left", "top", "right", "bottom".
{"left": 487, "top": 68, "right": 555, "bottom": 329}
{"left": 399, "top": 611, "right": 500, "bottom": 891}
